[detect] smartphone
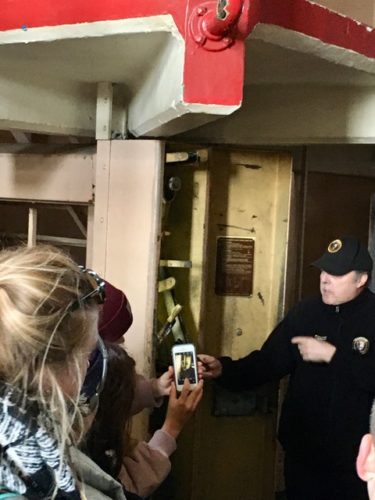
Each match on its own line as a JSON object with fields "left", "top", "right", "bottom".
{"left": 171, "top": 343, "right": 198, "bottom": 391}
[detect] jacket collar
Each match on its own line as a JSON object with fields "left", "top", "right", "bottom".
{"left": 322, "top": 287, "right": 373, "bottom": 315}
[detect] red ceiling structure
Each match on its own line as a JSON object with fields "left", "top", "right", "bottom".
{"left": 1, "top": 0, "right": 375, "bottom": 103}
{"left": 0, "top": 0, "right": 375, "bottom": 137}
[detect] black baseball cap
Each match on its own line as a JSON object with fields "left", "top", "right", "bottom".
{"left": 312, "top": 236, "right": 373, "bottom": 276}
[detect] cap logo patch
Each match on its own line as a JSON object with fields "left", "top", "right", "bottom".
{"left": 328, "top": 239, "right": 342, "bottom": 253}
{"left": 352, "top": 336, "right": 370, "bottom": 355}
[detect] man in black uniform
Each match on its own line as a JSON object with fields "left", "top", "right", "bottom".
{"left": 200, "top": 236, "right": 375, "bottom": 500}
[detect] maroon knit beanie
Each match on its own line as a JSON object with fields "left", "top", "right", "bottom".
{"left": 99, "top": 281, "right": 133, "bottom": 341}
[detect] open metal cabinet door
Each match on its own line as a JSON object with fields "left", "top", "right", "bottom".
{"left": 156, "top": 148, "right": 209, "bottom": 366}
{"left": 161, "top": 148, "right": 290, "bottom": 500}
{"left": 153, "top": 147, "right": 292, "bottom": 500}
{"left": 195, "top": 149, "right": 292, "bottom": 500}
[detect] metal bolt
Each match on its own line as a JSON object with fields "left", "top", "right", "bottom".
{"left": 235, "top": 328, "right": 243, "bottom": 337}
{"left": 197, "top": 6, "right": 207, "bottom": 16}
{"left": 168, "top": 176, "right": 182, "bottom": 192}
{"left": 196, "top": 34, "right": 206, "bottom": 45}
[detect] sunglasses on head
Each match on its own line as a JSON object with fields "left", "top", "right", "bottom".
{"left": 70, "top": 267, "right": 106, "bottom": 312}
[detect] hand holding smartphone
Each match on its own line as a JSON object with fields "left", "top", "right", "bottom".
{"left": 162, "top": 373, "right": 203, "bottom": 439}
{"left": 171, "top": 343, "right": 198, "bottom": 391}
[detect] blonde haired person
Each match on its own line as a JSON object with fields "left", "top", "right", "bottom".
{"left": 0, "top": 244, "right": 123, "bottom": 500}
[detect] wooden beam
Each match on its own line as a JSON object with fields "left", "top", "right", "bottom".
{"left": 96, "top": 83, "right": 113, "bottom": 140}
{"left": 86, "top": 205, "right": 94, "bottom": 268}
{"left": 91, "top": 141, "right": 111, "bottom": 277}
{"left": 0, "top": 152, "right": 94, "bottom": 203}
{"left": 66, "top": 206, "right": 87, "bottom": 237}
{"left": 10, "top": 232, "right": 86, "bottom": 247}
{"left": 27, "top": 208, "right": 37, "bottom": 247}
{"left": 11, "top": 131, "right": 31, "bottom": 144}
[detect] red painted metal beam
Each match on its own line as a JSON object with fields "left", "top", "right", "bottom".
{"left": 183, "top": 0, "right": 250, "bottom": 104}
{"left": 248, "top": 0, "right": 375, "bottom": 58}
{"left": 0, "top": 0, "right": 186, "bottom": 33}
{"left": 1, "top": 0, "right": 374, "bottom": 56}
{"left": 0, "top": 0, "right": 374, "bottom": 109}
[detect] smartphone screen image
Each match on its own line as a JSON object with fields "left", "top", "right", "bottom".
{"left": 172, "top": 343, "right": 198, "bottom": 391}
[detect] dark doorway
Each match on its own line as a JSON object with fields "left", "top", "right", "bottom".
{"left": 301, "top": 172, "right": 375, "bottom": 298}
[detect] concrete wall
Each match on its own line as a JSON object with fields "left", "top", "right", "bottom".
{"left": 180, "top": 85, "right": 375, "bottom": 146}
{"left": 315, "top": 0, "right": 375, "bottom": 26}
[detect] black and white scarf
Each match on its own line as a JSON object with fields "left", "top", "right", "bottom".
{"left": 0, "top": 383, "right": 81, "bottom": 499}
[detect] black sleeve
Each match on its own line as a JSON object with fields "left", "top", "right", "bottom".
{"left": 217, "top": 310, "right": 298, "bottom": 392}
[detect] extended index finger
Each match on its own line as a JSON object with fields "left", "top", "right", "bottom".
{"left": 178, "top": 378, "right": 192, "bottom": 401}
{"left": 291, "top": 336, "right": 308, "bottom": 345}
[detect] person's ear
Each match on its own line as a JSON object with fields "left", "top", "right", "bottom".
{"left": 357, "top": 434, "right": 375, "bottom": 481}
{"left": 357, "top": 272, "right": 369, "bottom": 288}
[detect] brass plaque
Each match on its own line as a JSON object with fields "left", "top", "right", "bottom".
{"left": 215, "top": 237, "right": 254, "bottom": 296}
